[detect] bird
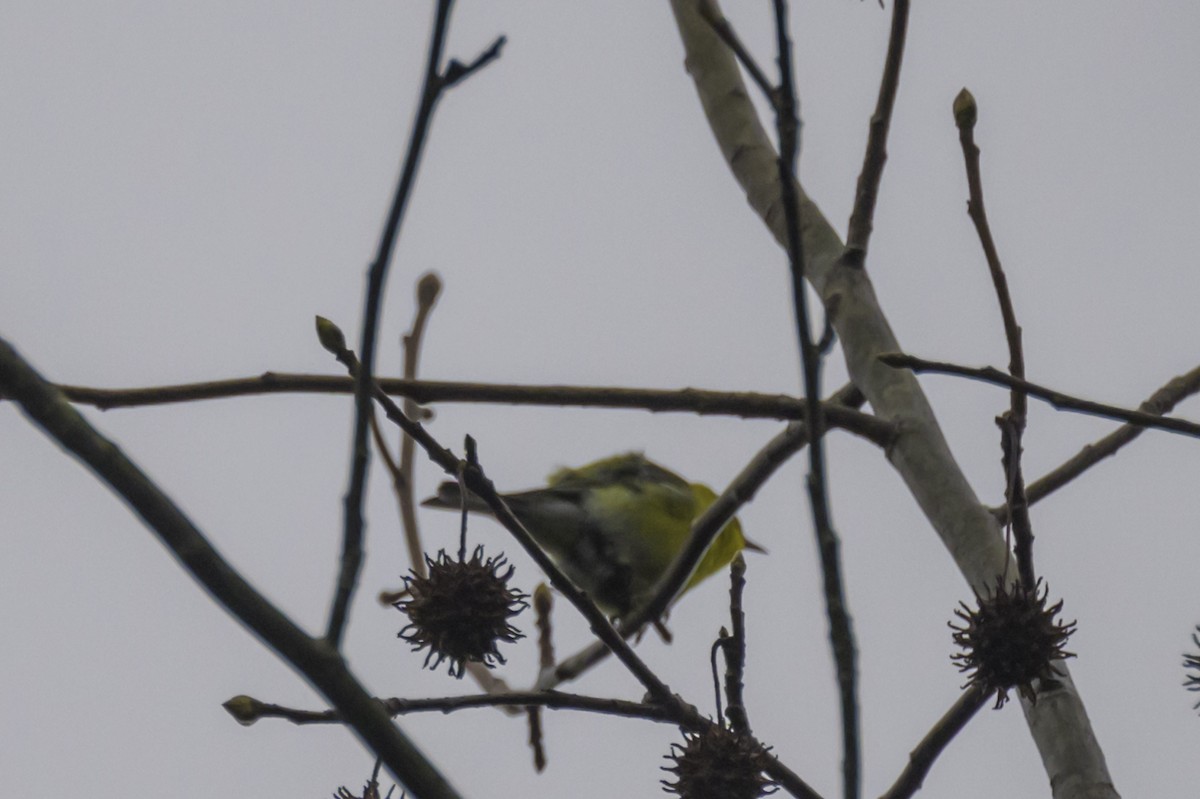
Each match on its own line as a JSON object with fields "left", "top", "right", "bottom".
{"left": 421, "top": 452, "right": 761, "bottom": 624}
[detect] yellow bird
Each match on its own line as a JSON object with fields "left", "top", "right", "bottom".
{"left": 422, "top": 452, "right": 761, "bottom": 622}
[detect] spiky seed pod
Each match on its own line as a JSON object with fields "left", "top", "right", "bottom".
{"left": 1183, "top": 625, "right": 1200, "bottom": 711}
{"left": 950, "top": 577, "right": 1076, "bottom": 708}
{"left": 396, "top": 546, "right": 527, "bottom": 678}
{"left": 332, "top": 780, "right": 381, "bottom": 799}
{"left": 661, "top": 725, "right": 775, "bottom": 799}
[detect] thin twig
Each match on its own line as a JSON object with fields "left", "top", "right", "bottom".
{"left": 879, "top": 352, "right": 1200, "bottom": 439}
{"left": 527, "top": 705, "right": 546, "bottom": 772}
{"left": 998, "top": 416, "right": 1034, "bottom": 585}
{"left": 459, "top": 662, "right": 517, "bottom": 709}
{"left": 0, "top": 337, "right": 462, "bottom": 799}
{"left": 38, "top": 375, "right": 891, "bottom": 442}
{"left": 529, "top": 583, "right": 555, "bottom": 771}
{"left": 763, "top": 749, "right": 826, "bottom": 799}
{"left": 329, "top": 2, "right": 505, "bottom": 649}
{"left": 364, "top": 275, "right": 446, "bottom": 604}
{"left": 230, "top": 690, "right": 680, "bottom": 725}
{"left": 710, "top": 635, "right": 726, "bottom": 726}
{"left": 534, "top": 583, "right": 556, "bottom": 671}
{"left": 369, "top": 406, "right": 413, "bottom": 591}
{"left": 843, "top": 0, "right": 910, "bottom": 265}
{"left": 239, "top": 683, "right": 825, "bottom": 799}
{"left": 440, "top": 35, "right": 506, "bottom": 88}
{"left": 953, "top": 89, "right": 1023, "bottom": 415}
{"left": 879, "top": 685, "right": 990, "bottom": 799}
{"left": 997, "top": 364, "right": 1200, "bottom": 521}
{"left": 398, "top": 272, "right": 443, "bottom": 579}
{"left": 317, "top": 319, "right": 459, "bottom": 472}
{"left": 370, "top": 759, "right": 384, "bottom": 798}
{"left": 953, "top": 87, "right": 1035, "bottom": 587}
{"left": 332, "top": 0, "right": 451, "bottom": 650}
{"left": 771, "top": 2, "right": 859, "bottom": 796}
{"left": 695, "top": 3, "right": 774, "bottom": 100}
{"left": 722, "top": 554, "right": 750, "bottom": 736}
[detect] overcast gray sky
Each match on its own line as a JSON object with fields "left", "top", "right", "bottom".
{"left": 3, "top": 2, "right": 1200, "bottom": 797}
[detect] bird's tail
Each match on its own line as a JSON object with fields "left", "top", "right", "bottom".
{"left": 420, "top": 481, "right": 494, "bottom": 514}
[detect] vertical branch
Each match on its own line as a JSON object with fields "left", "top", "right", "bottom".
{"left": 954, "top": 88, "right": 1035, "bottom": 587}
{"left": 770, "top": 3, "right": 859, "bottom": 797}
{"left": 398, "top": 273, "right": 443, "bottom": 577}
{"left": 329, "top": 0, "right": 457, "bottom": 648}
{"left": 710, "top": 636, "right": 727, "bottom": 726}
{"left": 844, "top": 0, "right": 911, "bottom": 263}
{"left": 374, "top": 272, "right": 444, "bottom": 589}
{"left": 953, "top": 89, "right": 1024, "bottom": 405}
{"left": 722, "top": 554, "right": 751, "bottom": 736}
{"left": 528, "top": 583, "right": 554, "bottom": 771}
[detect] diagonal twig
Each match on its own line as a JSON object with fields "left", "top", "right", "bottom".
{"left": 879, "top": 352, "right": 1200, "bottom": 439}
{"left": 694, "top": 4, "right": 774, "bottom": 100}
{"left": 953, "top": 86, "right": 1035, "bottom": 587}
{"left": 317, "top": 318, "right": 678, "bottom": 707}
{"left": 994, "top": 364, "right": 1200, "bottom": 522}
{"left": 879, "top": 685, "right": 990, "bottom": 799}
{"left": 843, "top": 0, "right": 911, "bottom": 265}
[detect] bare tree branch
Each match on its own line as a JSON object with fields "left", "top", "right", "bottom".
{"left": 0, "top": 337, "right": 463, "bottom": 799}
{"left": 331, "top": 0, "right": 505, "bottom": 649}
{"left": 995, "top": 364, "right": 1200, "bottom": 522}
{"left": 953, "top": 87, "right": 1036, "bottom": 587}
{"left": 667, "top": 1, "right": 1117, "bottom": 794}
{"left": 227, "top": 689, "right": 679, "bottom": 726}
{"left": 35, "top": 375, "right": 893, "bottom": 443}
{"left": 880, "top": 352, "right": 1200, "bottom": 439}
{"left": 880, "top": 685, "right": 990, "bottom": 799}
{"left": 769, "top": 6, "right": 861, "bottom": 795}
